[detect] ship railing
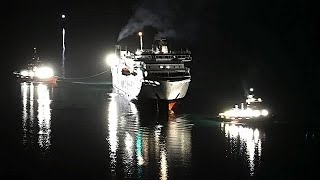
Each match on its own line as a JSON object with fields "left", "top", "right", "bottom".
{"left": 146, "top": 70, "right": 190, "bottom": 78}
{"left": 136, "top": 55, "right": 192, "bottom": 62}
{"left": 146, "top": 76, "right": 191, "bottom": 81}
{"left": 140, "top": 49, "right": 191, "bottom": 55}
{"left": 170, "top": 50, "right": 192, "bottom": 54}
{"left": 147, "top": 69, "right": 188, "bottom": 72}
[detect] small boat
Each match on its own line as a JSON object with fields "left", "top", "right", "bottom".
{"left": 13, "top": 47, "right": 58, "bottom": 85}
{"left": 218, "top": 88, "right": 270, "bottom": 123}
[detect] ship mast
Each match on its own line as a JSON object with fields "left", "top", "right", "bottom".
{"left": 138, "top": 32, "right": 143, "bottom": 50}
{"left": 32, "top": 47, "right": 37, "bottom": 61}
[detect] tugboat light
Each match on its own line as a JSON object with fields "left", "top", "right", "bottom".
{"left": 29, "top": 71, "right": 35, "bottom": 77}
{"left": 20, "top": 70, "right": 29, "bottom": 76}
{"left": 261, "top": 109, "right": 269, "bottom": 116}
{"left": 35, "top": 67, "right": 54, "bottom": 79}
{"left": 219, "top": 107, "right": 269, "bottom": 119}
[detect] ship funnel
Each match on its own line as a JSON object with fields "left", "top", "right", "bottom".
{"left": 138, "top": 32, "right": 143, "bottom": 50}
{"left": 153, "top": 36, "right": 168, "bottom": 54}
{"left": 115, "top": 45, "right": 121, "bottom": 57}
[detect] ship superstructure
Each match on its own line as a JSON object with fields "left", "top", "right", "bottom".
{"left": 110, "top": 33, "right": 192, "bottom": 106}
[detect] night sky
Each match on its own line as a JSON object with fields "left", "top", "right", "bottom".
{"left": 2, "top": 0, "right": 317, "bottom": 123}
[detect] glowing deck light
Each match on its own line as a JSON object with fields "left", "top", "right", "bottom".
{"left": 35, "top": 67, "right": 54, "bottom": 79}
{"left": 250, "top": 88, "right": 254, "bottom": 91}
{"left": 62, "top": 14, "right": 65, "bottom": 19}
{"left": 21, "top": 70, "right": 29, "bottom": 76}
{"left": 29, "top": 71, "right": 35, "bottom": 77}
{"left": 219, "top": 106, "right": 269, "bottom": 119}
{"left": 106, "top": 53, "right": 118, "bottom": 66}
{"left": 261, "top": 109, "right": 269, "bottom": 116}
{"left": 135, "top": 50, "right": 142, "bottom": 55}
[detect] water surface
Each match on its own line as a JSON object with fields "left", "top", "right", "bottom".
{"left": 2, "top": 82, "right": 319, "bottom": 179}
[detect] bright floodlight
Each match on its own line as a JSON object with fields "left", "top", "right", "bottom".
{"left": 138, "top": 32, "right": 142, "bottom": 36}
{"left": 62, "top": 14, "right": 66, "bottom": 18}
{"left": 20, "top": 70, "right": 29, "bottom": 76}
{"left": 250, "top": 88, "right": 254, "bottom": 91}
{"left": 35, "top": 67, "right": 54, "bottom": 79}
{"left": 261, "top": 109, "right": 269, "bottom": 116}
{"left": 106, "top": 53, "right": 117, "bottom": 66}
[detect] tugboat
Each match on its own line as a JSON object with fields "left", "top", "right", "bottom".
{"left": 218, "top": 88, "right": 269, "bottom": 123}
{"left": 13, "top": 47, "right": 58, "bottom": 85}
{"left": 108, "top": 32, "right": 192, "bottom": 113}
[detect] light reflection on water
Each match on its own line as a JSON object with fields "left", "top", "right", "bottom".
{"left": 21, "top": 82, "right": 28, "bottom": 146}
{"left": 37, "top": 84, "right": 52, "bottom": 155}
{"left": 106, "top": 89, "right": 193, "bottom": 179}
{"left": 21, "top": 82, "right": 52, "bottom": 158}
{"left": 221, "top": 122, "right": 264, "bottom": 176}
{"left": 14, "top": 84, "right": 309, "bottom": 178}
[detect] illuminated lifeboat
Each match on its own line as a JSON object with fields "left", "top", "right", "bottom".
{"left": 218, "top": 88, "right": 269, "bottom": 122}
{"left": 121, "top": 67, "right": 131, "bottom": 76}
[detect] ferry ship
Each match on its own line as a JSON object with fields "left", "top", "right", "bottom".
{"left": 109, "top": 32, "right": 192, "bottom": 111}
{"left": 13, "top": 47, "right": 58, "bottom": 84}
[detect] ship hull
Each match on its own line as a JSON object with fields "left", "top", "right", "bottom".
{"left": 216, "top": 116, "right": 272, "bottom": 126}
{"left": 139, "top": 79, "right": 190, "bottom": 100}
{"left": 111, "top": 65, "right": 144, "bottom": 100}
{"left": 111, "top": 66, "right": 190, "bottom": 101}
{"left": 14, "top": 74, "right": 58, "bottom": 85}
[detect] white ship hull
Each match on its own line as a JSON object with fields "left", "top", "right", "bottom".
{"left": 111, "top": 64, "right": 143, "bottom": 100}
{"left": 110, "top": 35, "right": 192, "bottom": 103}
{"left": 139, "top": 79, "right": 190, "bottom": 100}
{"left": 111, "top": 65, "right": 190, "bottom": 101}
